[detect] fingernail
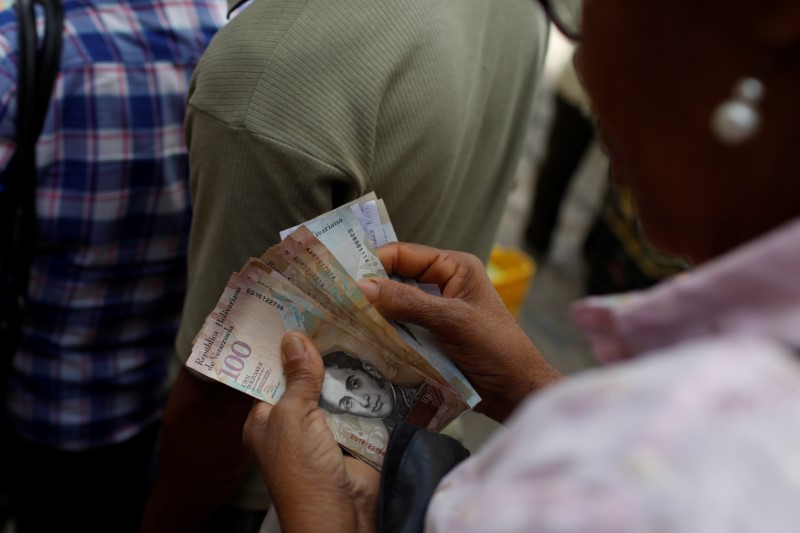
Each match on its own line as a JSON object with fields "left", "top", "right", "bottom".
{"left": 358, "top": 279, "right": 379, "bottom": 302}
{"left": 281, "top": 335, "right": 307, "bottom": 366}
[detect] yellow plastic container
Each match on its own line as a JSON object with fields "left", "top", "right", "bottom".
{"left": 486, "top": 246, "right": 537, "bottom": 317}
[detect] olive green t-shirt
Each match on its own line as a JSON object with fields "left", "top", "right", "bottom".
{"left": 176, "top": 0, "right": 548, "bottom": 509}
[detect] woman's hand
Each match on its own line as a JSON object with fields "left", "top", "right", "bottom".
{"left": 242, "top": 333, "right": 380, "bottom": 533}
{"left": 358, "top": 242, "right": 563, "bottom": 423}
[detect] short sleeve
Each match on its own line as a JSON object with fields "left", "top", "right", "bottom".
{"left": 172, "top": 105, "right": 356, "bottom": 371}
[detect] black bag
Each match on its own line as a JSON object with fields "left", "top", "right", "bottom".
{"left": 0, "top": 0, "right": 63, "bottom": 398}
{"left": 378, "top": 424, "right": 470, "bottom": 533}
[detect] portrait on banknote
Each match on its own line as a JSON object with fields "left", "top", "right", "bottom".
{"left": 319, "top": 349, "right": 423, "bottom": 435}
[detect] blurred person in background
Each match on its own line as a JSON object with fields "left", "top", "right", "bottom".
{"left": 524, "top": 52, "right": 594, "bottom": 260}
{"left": 242, "top": 0, "right": 800, "bottom": 530}
{"left": 0, "top": 0, "right": 225, "bottom": 530}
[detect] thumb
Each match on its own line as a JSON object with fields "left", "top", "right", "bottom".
{"left": 280, "top": 333, "right": 324, "bottom": 406}
{"left": 357, "top": 278, "right": 458, "bottom": 331}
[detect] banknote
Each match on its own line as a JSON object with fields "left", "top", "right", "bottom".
{"left": 291, "top": 196, "right": 480, "bottom": 407}
{"left": 279, "top": 202, "right": 385, "bottom": 281}
{"left": 265, "top": 226, "right": 447, "bottom": 384}
{"left": 250, "top": 252, "right": 414, "bottom": 373}
{"left": 187, "top": 272, "right": 287, "bottom": 402}
{"left": 350, "top": 198, "right": 391, "bottom": 248}
{"left": 188, "top": 256, "right": 467, "bottom": 467}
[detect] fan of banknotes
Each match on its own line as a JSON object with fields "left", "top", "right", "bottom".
{"left": 187, "top": 193, "right": 479, "bottom": 469}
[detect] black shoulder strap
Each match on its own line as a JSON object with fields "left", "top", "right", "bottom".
{"left": 12, "top": 0, "right": 64, "bottom": 256}
{"left": 17, "top": 0, "right": 63, "bottom": 150}
{"left": 0, "top": 0, "right": 62, "bottom": 352}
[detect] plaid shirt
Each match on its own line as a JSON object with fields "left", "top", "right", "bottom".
{"left": 0, "top": 0, "right": 225, "bottom": 449}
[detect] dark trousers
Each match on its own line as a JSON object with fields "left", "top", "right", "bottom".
{"left": 525, "top": 94, "right": 595, "bottom": 257}
{"left": 6, "top": 422, "right": 159, "bottom": 533}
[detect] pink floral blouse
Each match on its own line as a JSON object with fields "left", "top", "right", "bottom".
{"left": 427, "top": 218, "right": 800, "bottom": 532}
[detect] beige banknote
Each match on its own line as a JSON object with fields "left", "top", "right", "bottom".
{"left": 295, "top": 196, "right": 480, "bottom": 407}
{"left": 187, "top": 272, "right": 287, "bottom": 402}
{"left": 266, "top": 226, "right": 447, "bottom": 384}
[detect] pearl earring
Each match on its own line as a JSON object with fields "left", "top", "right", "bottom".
{"left": 710, "top": 77, "right": 765, "bottom": 146}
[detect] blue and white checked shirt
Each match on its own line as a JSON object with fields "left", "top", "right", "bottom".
{"left": 0, "top": 0, "right": 225, "bottom": 449}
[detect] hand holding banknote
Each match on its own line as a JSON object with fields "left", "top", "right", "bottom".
{"left": 242, "top": 243, "right": 561, "bottom": 533}
{"left": 243, "top": 333, "right": 380, "bottom": 533}
{"left": 357, "top": 243, "right": 563, "bottom": 423}
{"left": 187, "top": 195, "right": 476, "bottom": 468}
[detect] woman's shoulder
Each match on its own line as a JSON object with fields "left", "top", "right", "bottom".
{"left": 508, "top": 334, "right": 800, "bottom": 443}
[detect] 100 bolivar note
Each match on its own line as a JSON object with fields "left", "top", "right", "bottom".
{"left": 186, "top": 195, "right": 474, "bottom": 468}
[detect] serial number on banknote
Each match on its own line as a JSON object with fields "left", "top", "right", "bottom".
{"left": 245, "top": 287, "right": 286, "bottom": 311}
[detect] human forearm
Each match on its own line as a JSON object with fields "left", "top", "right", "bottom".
{"left": 436, "top": 312, "right": 563, "bottom": 424}
{"left": 141, "top": 368, "right": 255, "bottom": 532}
{"left": 479, "top": 333, "right": 564, "bottom": 423}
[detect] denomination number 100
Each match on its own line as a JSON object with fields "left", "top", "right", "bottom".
{"left": 218, "top": 341, "right": 252, "bottom": 381}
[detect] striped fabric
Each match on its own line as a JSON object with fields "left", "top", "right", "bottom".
{"left": 0, "top": 0, "right": 225, "bottom": 449}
